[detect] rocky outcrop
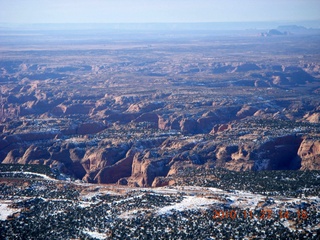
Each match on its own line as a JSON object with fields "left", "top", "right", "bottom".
{"left": 48, "top": 145, "right": 86, "bottom": 178}
{"left": 210, "top": 124, "right": 232, "bottom": 134}
{"left": 272, "top": 74, "right": 290, "bottom": 85}
{"left": 189, "top": 135, "right": 303, "bottom": 171}
{"left": 77, "top": 122, "right": 105, "bottom": 135}
{"left": 4, "top": 132, "right": 57, "bottom": 144}
{"left": 18, "top": 145, "right": 50, "bottom": 164}
{"left": 68, "top": 148, "right": 86, "bottom": 179}
{"left": 236, "top": 105, "right": 259, "bottom": 119}
{"left": 105, "top": 112, "right": 140, "bottom": 124}
{"left": 128, "top": 151, "right": 170, "bottom": 187}
{"left": 304, "top": 112, "right": 320, "bottom": 123}
{"left": 80, "top": 143, "right": 131, "bottom": 183}
{"left": 114, "top": 95, "right": 136, "bottom": 106}
{"left": 53, "top": 103, "right": 94, "bottom": 115}
{"left": 152, "top": 177, "right": 175, "bottom": 187}
{"left": 158, "top": 115, "right": 170, "bottom": 130}
{"left": 212, "top": 63, "right": 235, "bottom": 74}
{"left": 126, "top": 101, "right": 164, "bottom": 113}
{"left": 179, "top": 118, "right": 199, "bottom": 134}
{"left": 269, "top": 68, "right": 314, "bottom": 86}
{"left": 94, "top": 152, "right": 135, "bottom": 184}
{"left": 133, "top": 113, "right": 159, "bottom": 126}
{"left": 233, "top": 63, "right": 261, "bottom": 72}
{"left": 197, "top": 116, "right": 219, "bottom": 133}
{"left": 251, "top": 135, "right": 303, "bottom": 170}
{"left": 158, "top": 115, "right": 182, "bottom": 131}
{"left": 81, "top": 146, "right": 127, "bottom": 173}
{"left": 254, "top": 80, "right": 270, "bottom": 88}
{"left": 215, "top": 145, "right": 239, "bottom": 167}
{"left": 2, "top": 149, "right": 24, "bottom": 164}
{"left": 298, "top": 139, "right": 320, "bottom": 170}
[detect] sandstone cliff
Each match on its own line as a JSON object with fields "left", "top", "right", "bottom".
{"left": 298, "top": 139, "right": 320, "bottom": 170}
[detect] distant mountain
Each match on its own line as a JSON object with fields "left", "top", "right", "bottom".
{"left": 277, "top": 25, "right": 307, "bottom": 31}
{"left": 260, "top": 29, "right": 288, "bottom": 37}
{"left": 260, "top": 24, "right": 320, "bottom": 36}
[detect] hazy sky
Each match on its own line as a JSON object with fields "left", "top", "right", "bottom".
{"left": 0, "top": 0, "right": 319, "bottom": 24}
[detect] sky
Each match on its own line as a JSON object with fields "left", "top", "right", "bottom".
{"left": 0, "top": 0, "right": 319, "bottom": 24}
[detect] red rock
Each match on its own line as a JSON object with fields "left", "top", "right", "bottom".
{"left": 65, "top": 104, "right": 94, "bottom": 115}
{"left": 18, "top": 145, "right": 50, "bottom": 164}
{"left": 126, "top": 101, "right": 164, "bottom": 113}
{"left": 128, "top": 152, "right": 170, "bottom": 187}
{"left": 152, "top": 177, "right": 175, "bottom": 187}
{"left": 298, "top": 139, "right": 320, "bottom": 170}
{"left": 197, "top": 116, "right": 219, "bottom": 132}
{"left": 2, "top": 149, "right": 24, "bottom": 164}
{"left": 236, "top": 105, "right": 258, "bottom": 119}
{"left": 158, "top": 115, "right": 170, "bottom": 130}
{"left": 106, "top": 112, "right": 139, "bottom": 123}
{"left": 210, "top": 124, "right": 231, "bottom": 134}
{"left": 133, "top": 113, "right": 159, "bottom": 125}
{"left": 77, "top": 122, "right": 105, "bottom": 135}
{"left": 94, "top": 155, "right": 134, "bottom": 184}
{"left": 304, "top": 112, "right": 320, "bottom": 123}
{"left": 179, "top": 118, "right": 199, "bottom": 134}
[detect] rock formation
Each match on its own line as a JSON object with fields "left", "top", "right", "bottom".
{"left": 298, "top": 139, "right": 320, "bottom": 170}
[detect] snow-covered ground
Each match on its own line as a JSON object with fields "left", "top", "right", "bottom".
{"left": 119, "top": 208, "right": 149, "bottom": 219}
{"left": 0, "top": 202, "right": 20, "bottom": 221}
{"left": 78, "top": 185, "right": 311, "bottom": 215}
{"left": 157, "top": 196, "right": 221, "bottom": 215}
{"left": 82, "top": 230, "right": 107, "bottom": 240}
{"left": 0, "top": 171, "right": 57, "bottom": 181}
{"left": 227, "top": 190, "right": 265, "bottom": 209}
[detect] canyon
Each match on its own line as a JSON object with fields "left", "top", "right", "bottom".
{"left": 0, "top": 25, "right": 320, "bottom": 187}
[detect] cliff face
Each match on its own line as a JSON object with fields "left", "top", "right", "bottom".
{"left": 1, "top": 29, "right": 320, "bottom": 192}
{"left": 128, "top": 151, "right": 170, "bottom": 187}
{"left": 251, "top": 135, "right": 303, "bottom": 171}
{"left": 93, "top": 154, "right": 134, "bottom": 184}
{"left": 211, "top": 135, "right": 303, "bottom": 172}
{"left": 1, "top": 131, "right": 319, "bottom": 187}
{"left": 298, "top": 139, "right": 320, "bottom": 170}
{"left": 1, "top": 77, "right": 319, "bottom": 187}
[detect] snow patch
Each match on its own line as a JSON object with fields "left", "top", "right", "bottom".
{"left": 157, "top": 196, "right": 220, "bottom": 215}
{"left": 78, "top": 202, "right": 92, "bottom": 208}
{"left": 0, "top": 202, "right": 19, "bottom": 221}
{"left": 83, "top": 230, "right": 107, "bottom": 240}
{"left": 0, "top": 171, "right": 56, "bottom": 181}
{"left": 228, "top": 190, "right": 265, "bottom": 209}
{"left": 119, "top": 208, "right": 149, "bottom": 219}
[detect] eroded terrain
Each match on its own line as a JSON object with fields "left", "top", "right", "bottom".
{"left": 1, "top": 28, "right": 320, "bottom": 187}
{"left": 1, "top": 25, "right": 320, "bottom": 238}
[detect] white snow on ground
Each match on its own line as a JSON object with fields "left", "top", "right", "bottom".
{"left": 228, "top": 190, "right": 265, "bottom": 209}
{"left": 78, "top": 202, "right": 92, "bottom": 208}
{"left": 152, "top": 186, "right": 224, "bottom": 196}
{"left": 0, "top": 171, "right": 57, "bottom": 181}
{"left": 119, "top": 208, "right": 149, "bottom": 219}
{"left": 0, "top": 202, "right": 19, "bottom": 221}
{"left": 157, "top": 196, "right": 221, "bottom": 215}
{"left": 207, "top": 187, "right": 226, "bottom": 193}
{"left": 82, "top": 230, "right": 107, "bottom": 240}
{"left": 80, "top": 191, "right": 101, "bottom": 201}
{"left": 80, "top": 189, "right": 121, "bottom": 201}
{"left": 114, "top": 194, "right": 144, "bottom": 204}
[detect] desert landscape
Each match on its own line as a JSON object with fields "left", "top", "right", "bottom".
{"left": 0, "top": 23, "right": 319, "bottom": 238}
